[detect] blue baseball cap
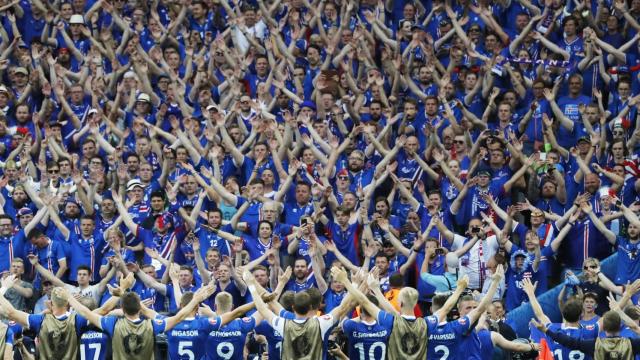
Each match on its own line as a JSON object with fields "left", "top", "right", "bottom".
{"left": 301, "top": 100, "right": 317, "bottom": 112}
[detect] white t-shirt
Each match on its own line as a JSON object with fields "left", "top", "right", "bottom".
{"left": 64, "top": 284, "right": 101, "bottom": 304}
{"left": 451, "top": 234, "right": 500, "bottom": 289}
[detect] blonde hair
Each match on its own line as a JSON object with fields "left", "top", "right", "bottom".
{"left": 398, "top": 287, "right": 419, "bottom": 310}
{"left": 215, "top": 292, "right": 233, "bottom": 313}
{"left": 51, "top": 287, "right": 69, "bottom": 308}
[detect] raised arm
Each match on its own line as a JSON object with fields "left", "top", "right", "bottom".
{"left": 581, "top": 201, "right": 616, "bottom": 244}
{"left": 0, "top": 275, "right": 30, "bottom": 327}
{"left": 60, "top": 287, "right": 104, "bottom": 329}
{"left": 522, "top": 277, "right": 550, "bottom": 324}
{"left": 466, "top": 265, "right": 505, "bottom": 324}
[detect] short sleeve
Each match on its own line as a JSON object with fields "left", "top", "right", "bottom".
{"left": 488, "top": 235, "right": 500, "bottom": 252}
{"left": 279, "top": 309, "right": 295, "bottom": 320}
{"left": 451, "top": 234, "right": 467, "bottom": 251}
{"left": 55, "top": 243, "right": 66, "bottom": 261}
{"left": 271, "top": 316, "right": 286, "bottom": 335}
{"left": 5, "top": 327, "right": 13, "bottom": 346}
{"left": 138, "top": 228, "right": 154, "bottom": 248}
{"left": 454, "top": 315, "right": 473, "bottom": 333}
{"left": 151, "top": 317, "right": 167, "bottom": 335}
{"left": 200, "top": 316, "right": 222, "bottom": 332}
{"left": 75, "top": 314, "right": 89, "bottom": 333}
{"left": 342, "top": 319, "right": 354, "bottom": 333}
{"left": 377, "top": 310, "right": 395, "bottom": 330}
{"left": 27, "top": 314, "right": 45, "bottom": 333}
{"left": 239, "top": 317, "right": 256, "bottom": 332}
{"left": 100, "top": 316, "right": 118, "bottom": 337}
{"left": 316, "top": 314, "right": 336, "bottom": 337}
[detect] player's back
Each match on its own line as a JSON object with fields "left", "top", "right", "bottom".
{"left": 206, "top": 317, "right": 256, "bottom": 360}
{"left": 425, "top": 315, "right": 471, "bottom": 360}
{"left": 547, "top": 323, "right": 593, "bottom": 360}
{"left": 343, "top": 319, "right": 391, "bottom": 360}
{"left": 167, "top": 316, "right": 214, "bottom": 360}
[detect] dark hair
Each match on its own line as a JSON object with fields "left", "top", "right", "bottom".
{"left": 77, "top": 264, "right": 92, "bottom": 275}
{"left": 257, "top": 220, "right": 274, "bottom": 232}
{"left": 180, "top": 291, "right": 194, "bottom": 308}
{"left": 361, "top": 295, "right": 379, "bottom": 317}
{"left": 389, "top": 273, "right": 404, "bottom": 288}
{"left": 179, "top": 265, "right": 193, "bottom": 274}
{"left": 562, "top": 300, "right": 583, "bottom": 323}
{"left": 208, "top": 208, "right": 223, "bottom": 217}
{"left": 306, "top": 287, "right": 323, "bottom": 310}
{"left": 150, "top": 190, "right": 166, "bottom": 201}
{"left": 121, "top": 292, "right": 142, "bottom": 316}
{"left": 0, "top": 214, "right": 13, "bottom": 224}
{"left": 80, "top": 214, "right": 95, "bottom": 222}
{"left": 335, "top": 205, "right": 352, "bottom": 214}
{"left": 601, "top": 311, "right": 621, "bottom": 333}
{"left": 432, "top": 294, "right": 448, "bottom": 311}
{"left": 292, "top": 291, "right": 312, "bottom": 315}
{"left": 374, "top": 252, "right": 389, "bottom": 261}
{"left": 27, "top": 228, "right": 44, "bottom": 241}
{"left": 280, "top": 291, "right": 295, "bottom": 311}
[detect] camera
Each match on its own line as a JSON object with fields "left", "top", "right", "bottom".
{"left": 471, "top": 226, "right": 480, "bottom": 234}
{"left": 435, "top": 248, "right": 445, "bottom": 255}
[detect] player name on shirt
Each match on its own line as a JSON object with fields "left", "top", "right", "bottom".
{"left": 351, "top": 330, "right": 389, "bottom": 338}
{"left": 209, "top": 330, "right": 243, "bottom": 337}
{"left": 170, "top": 329, "right": 199, "bottom": 337}
{"left": 429, "top": 333, "right": 457, "bottom": 340}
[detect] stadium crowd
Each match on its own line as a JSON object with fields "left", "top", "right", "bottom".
{"left": 1, "top": 0, "right": 640, "bottom": 358}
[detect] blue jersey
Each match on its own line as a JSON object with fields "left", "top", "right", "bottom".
{"left": 615, "top": 236, "right": 640, "bottom": 284}
{"left": 255, "top": 320, "right": 283, "bottom": 360}
{"left": 0, "top": 234, "right": 24, "bottom": 273}
{"left": 196, "top": 224, "right": 233, "bottom": 259}
{"left": 343, "top": 318, "right": 392, "bottom": 360}
{"left": 326, "top": 222, "right": 360, "bottom": 266}
{"left": 167, "top": 316, "right": 219, "bottom": 360}
{"left": 78, "top": 323, "right": 109, "bottom": 360}
{"left": 68, "top": 232, "right": 106, "bottom": 282}
{"left": 457, "top": 329, "right": 482, "bottom": 360}
{"left": 545, "top": 323, "right": 597, "bottom": 360}
{"left": 477, "top": 329, "right": 494, "bottom": 360}
{"left": 205, "top": 317, "right": 256, "bottom": 360}
{"left": 425, "top": 315, "right": 472, "bottom": 360}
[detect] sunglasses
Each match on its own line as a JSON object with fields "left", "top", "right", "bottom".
{"left": 454, "top": 140, "right": 465, "bottom": 144}
{"left": 338, "top": 176, "right": 349, "bottom": 181}
{"left": 48, "top": 169, "right": 60, "bottom": 174}
{"left": 583, "top": 264, "right": 598, "bottom": 270}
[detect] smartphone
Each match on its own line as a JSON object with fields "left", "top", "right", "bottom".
{"left": 471, "top": 227, "right": 480, "bottom": 234}
{"left": 301, "top": 218, "right": 308, "bottom": 226}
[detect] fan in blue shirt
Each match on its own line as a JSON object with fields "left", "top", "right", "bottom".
{"left": 500, "top": 220, "right": 573, "bottom": 299}
{"left": 603, "top": 199, "right": 640, "bottom": 285}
